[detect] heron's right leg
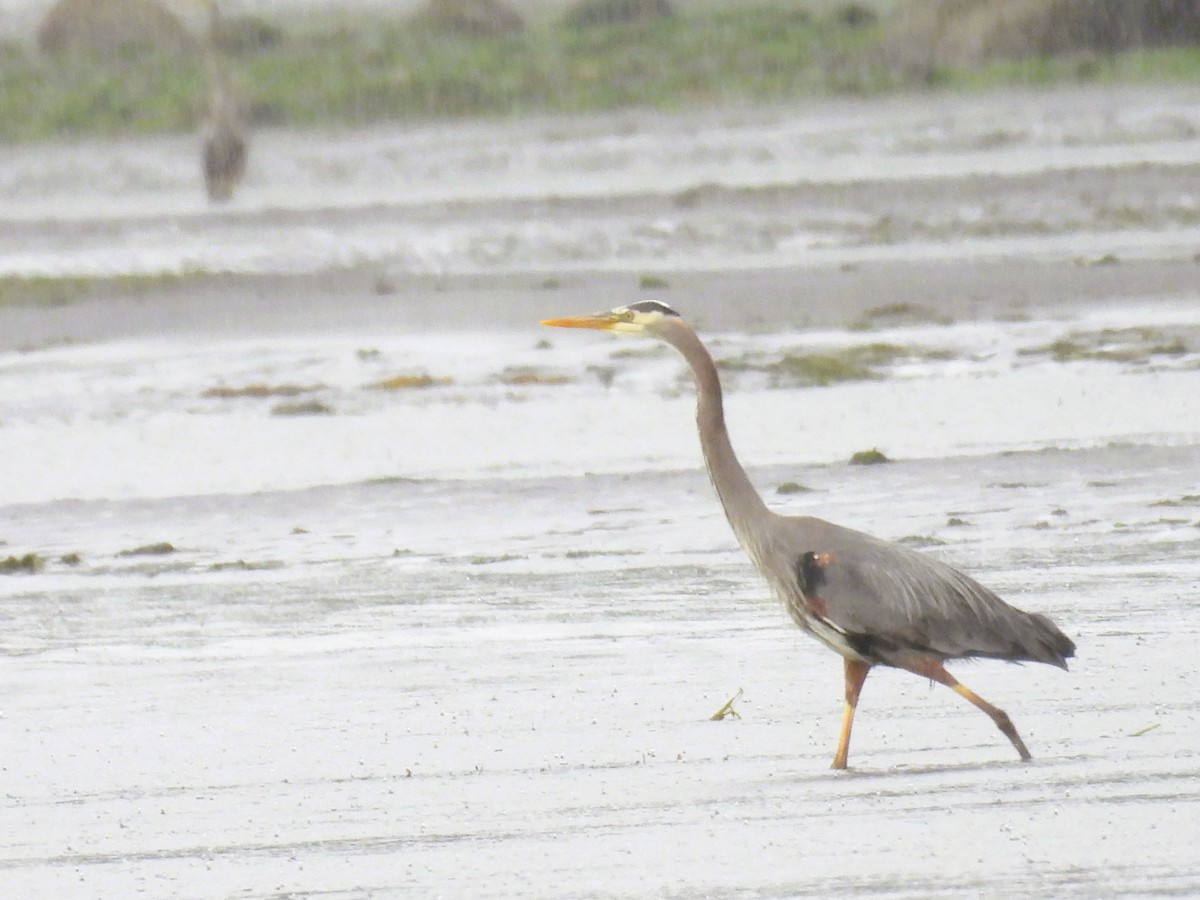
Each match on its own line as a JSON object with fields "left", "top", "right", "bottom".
{"left": 948, "top": 675, "right": 1032, "bottom": 762}
{"left": 831, "top": 658, "right": 871, "bottom": 769}
{"left": 905, "top": 658, "right": 1032, "bottom": 762}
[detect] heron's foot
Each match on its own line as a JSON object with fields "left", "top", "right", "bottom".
{"left": 985, "top": 703, "right": 1031, "bottom": 761}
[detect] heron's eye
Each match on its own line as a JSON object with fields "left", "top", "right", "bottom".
{"left": 615, "top": 309, "right": 635, "bottom": 322}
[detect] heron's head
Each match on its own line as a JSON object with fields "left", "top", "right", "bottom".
{"left": 541, "top": 300, "right": 681, "bottom": 337}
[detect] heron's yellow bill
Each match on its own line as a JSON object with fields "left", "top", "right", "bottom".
{"left": 541, "top": 314, "right": 619, "bottom": 330}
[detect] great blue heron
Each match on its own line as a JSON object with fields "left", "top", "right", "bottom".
{"left": 543, "top": 300, "right": 1075, "bottom": 768}
{"left": 198, "top": 0, "right": 246, "bottom": 202}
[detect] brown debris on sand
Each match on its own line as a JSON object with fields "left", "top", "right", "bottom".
{"left": 201, "top": 383, "right": 325, "bottom": 399}
{"left": 369, "top": 374, "right": 453, "bottom": 390}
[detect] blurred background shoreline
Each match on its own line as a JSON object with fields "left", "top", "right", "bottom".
{"left": 5, "top": 1, "right": 1200, "bottom": 141}
{"left": 2, "top": 1, "right": 1198, "bottom": 338}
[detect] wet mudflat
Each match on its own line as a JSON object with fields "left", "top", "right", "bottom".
{"left": 3, "top": 83, "right": 1200, "bottom": 896}
{"left": 2, "top": 444, "right": 1199, "bottom": 897}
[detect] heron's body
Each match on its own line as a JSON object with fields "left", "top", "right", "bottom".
{"left": 202, "top": 107, "right": 247, "bottom": 202}
{"left": 753, "top": 514, "right": 1071, "bottom": 669}
{"left": 544, "top": 300, "right": 1074, "bottom": 768}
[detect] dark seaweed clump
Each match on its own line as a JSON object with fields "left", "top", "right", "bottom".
{"left": 1, "top": 553, "right": 43, "bottom": 573}
{"left": 849, "top": 448, "right": 890, "bottom": 465}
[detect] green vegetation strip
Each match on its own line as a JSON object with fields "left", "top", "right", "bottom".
{"left": 0, "top": 272, "right": 192, "bottom": 308}
{"left": 4, "top": 5, "right": 1200, "bottom": 141}
{"left": 717, "top": 341, "right": 948, "bottom": 387}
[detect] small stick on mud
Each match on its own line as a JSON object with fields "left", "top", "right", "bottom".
{"left": 1129, "top": 723, "right": 1160, "bottom": 737}
{"left": 710, "top": 688, "right": 743, "bottom": 721}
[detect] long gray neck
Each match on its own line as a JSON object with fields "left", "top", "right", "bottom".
{"left": 663, "top": 323, "right": 773, "bottom": 542}
{"left": 204, "top": 3, "right": 235, "bottom": 115}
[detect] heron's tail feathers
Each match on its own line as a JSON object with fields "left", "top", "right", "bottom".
{"left": 1024, "top": 611, "right": 1076, "bottom": 670}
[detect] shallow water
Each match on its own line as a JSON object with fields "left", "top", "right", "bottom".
{"left": 3, "top": 303, "right": 1200, "bottom": 503}
{"left": 3, "top": 86, "right": 1200, "bottom": 896}
{"left": 4, "top": 86, "right": 1200, "bottom": 279}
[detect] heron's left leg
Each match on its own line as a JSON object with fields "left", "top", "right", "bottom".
{"left": 831, "top": 658, "right": 871, "bottom": 769}
{"left": 906, "top": 658, "right": 1032, "bottom": 762}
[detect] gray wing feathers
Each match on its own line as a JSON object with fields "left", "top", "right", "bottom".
{"left": 783, "top": 516, "right": 1074, "bottom": 668}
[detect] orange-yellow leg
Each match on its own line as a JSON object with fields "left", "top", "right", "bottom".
{"left": 831, "top": 658, "right": 871, "bottom": 770}
{"left": 908, "top": 658, "right": 1032, "bottom": 762}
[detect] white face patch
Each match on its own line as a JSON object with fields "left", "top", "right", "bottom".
{"left": 603, "top": 300, "right": 681, "bottom": 333}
